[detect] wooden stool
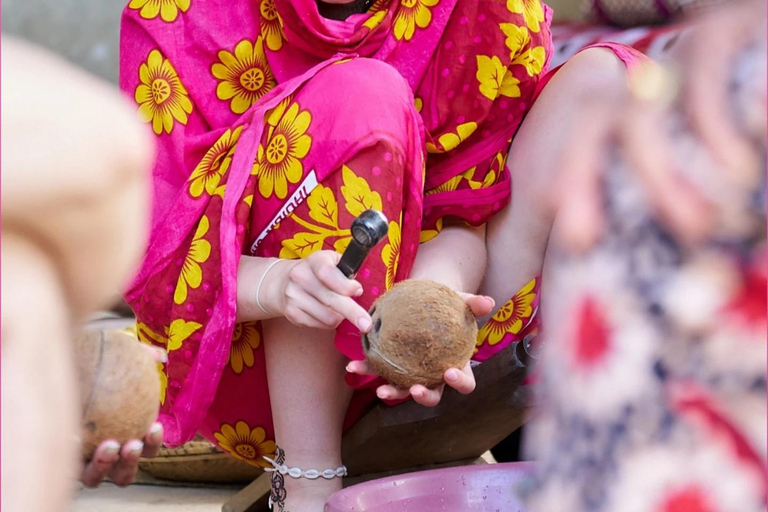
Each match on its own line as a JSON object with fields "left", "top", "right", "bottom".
{"left": 223, "top": 340, "right": 536, "bottom": 512}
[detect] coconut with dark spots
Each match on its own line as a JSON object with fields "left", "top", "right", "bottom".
{"left": 362, "top": 280, "right": 478, "bottom": 389}
{"left": 74, "top": 329, "right": 160, "bottom": 459}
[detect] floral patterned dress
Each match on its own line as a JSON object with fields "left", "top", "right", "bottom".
{"left": 120, "top": 0, "right": 554, "bottom": 463}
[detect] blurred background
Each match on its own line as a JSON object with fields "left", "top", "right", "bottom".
{"left": 2, "top": 0, "right": 127, "bottom": 83}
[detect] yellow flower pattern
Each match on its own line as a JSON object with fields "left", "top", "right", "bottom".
{"left": 213, "top": 38, "right": 276, "bottom": 114}
{"left": 500, "top": 22, "right": 530, "bottom": 58}
{"left": 188, "top": 127, "right": 242, "bottom": 198}
{"left": 514, "top": 46, "right": 546, "bottom": 76}
{"left": 476, "top": 55, "right": 521, "bottom": 101}
{"left": 157, "top": 363, "right": 168, "bottom": 405}
{"left": 394, "top": 0, "right": 439, "bottom": 41}
{"left": 252, "top": 100, "right": 313, "bottom": 199}
{"left": 259, "top": 0, "right": 285, "bottom": 51}
{"left": 136, "top": 320, "right": 203, "bottom": 353}
{"left": 229, "top": 322, "right": 261, "bottom": 374}
{"left": 477, "top": 278, "right": 537, "bottom": 346}
{"left": 381, "top": 219, "right": 401, "bottom": 290}
{"left": 280, "top": 165, "right": 383, "bottom": 260}
{"left": 363, "top": 9, "right": 389, "bottom": 30}
{"left": 507, "top": 0, "right": 545, "bottom": 33}
{"left": 420, "top": 217, "right": 444, "bottom": 244}
{"left": 426, "top": 122, "right": 478, "bottom": 154}
{"left": 128, "top": 0, "right": 190, "bottom": 22}
{"left": 213, "top": 422, "right": 276, "bottom": 467}
{"left": 174, "top": 216, "right": 212, "bottom": 304}
{"left": 135, "top": 50, "right": 193, "bottom": 135}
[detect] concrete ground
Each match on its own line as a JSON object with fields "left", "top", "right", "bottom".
{"left": 70, "top": 483, "right": 239, "bottom": 512}
{"left": 69, "top": 452, "right": 498, "bottom": 512}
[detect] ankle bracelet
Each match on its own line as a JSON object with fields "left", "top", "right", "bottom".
{"left": 263, "top": 455, "right": 348, "bottom": 480}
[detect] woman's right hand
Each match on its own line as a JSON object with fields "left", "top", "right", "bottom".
{"left": 267, "top": 251, "right": 373, "bottom": 332}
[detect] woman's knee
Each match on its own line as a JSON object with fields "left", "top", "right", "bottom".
{"left": 311, "top": 58, "right": 416, "bottom": 127}
{"left": 323, "top": 58, "right": 411, "bottom": 101}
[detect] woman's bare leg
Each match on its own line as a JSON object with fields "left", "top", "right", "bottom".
{"left": 481, "top": 48, "right": 629, "bottom": 317}
{"left": 262, "top": 319, "right": 352, "bottom": 512}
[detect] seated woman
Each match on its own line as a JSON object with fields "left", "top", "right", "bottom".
{"left": 109, "top": 0, "right": 640, "bottom": 509}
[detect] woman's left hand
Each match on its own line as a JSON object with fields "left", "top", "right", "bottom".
{"left": 346, "top": 292, "right": 494, "bottom": 407}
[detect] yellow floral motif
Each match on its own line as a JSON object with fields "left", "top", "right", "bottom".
{"left": 259, "top": 0, "right": 285, "bottom": 51}
{"left": 252, "top": 101, "right": 313, "bottom": 199}
{"left": 426, "top": 122, "right": 478, "bottom": 154}
{"left": 280, "top": 165, "right": 382, "bottom": 259}
{"left": 135, "top": 319, "right": 203, "bottom": 352}
{"left": 414, "top": 97, "right": 423, "bottom": 112}
{"left": 341, "top": 165, "right": 384, "bottom": 216}
{"left": 468, "top": 151, "right": 505, "bottom": 189}
{"left": 420, "top": 217, "right": 444, "bottom": 243}
{"left": 425, "top": 167, "right": 475, "bottom": 195}
{"left": 279, "top": 183, "right": 344, "bottom": 258}
{"left": 369, "top": 0, "right": 391, "bottom": 11}
{"left": 476, "top": 55, "right": 520, "bottom": 101}
{"left": 213, "top": 422, "right": 276, "bottom": 468}
{"left": 229, "top": 322, "right": 261, "bottom": 374}
{"left": 136, "top": 50, "right": 193, "bottom": 135}
{"left": 500, "top": 23, "right": 529, "bottom": 58}
{"left": 514, "top": 46, "right": 546, "bottom": 76}
{"left": 381, "top": 219, "right": 401, "bottom": 290}
{"left": 213, "top": 38, "right": 276, "bottom": 114}
{"left": 189, "top": 127, "right": 242, "bottom": 198}
{"left": 394, "top": 0, "right": 439, "bottom": 41}
{"left": 477, "top": 278, "right": 537, "bottom": 346}
{"left": 128, "top": 0, "right": 190, "bottom": 21}
{"left": 507, "top": 0, "right": 545, "bottom": 33}
{"left": 157, "top": 363, "right": 168, "bottom": 405}
{"left": 174, "top": 216, "right": 212, "bottom": 304}
{"left": 363, "top": 9, "right": 388, "bottom": 30}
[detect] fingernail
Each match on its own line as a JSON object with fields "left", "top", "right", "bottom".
{"left": 445, "top": 369, "right": 459, "bottom": 383}
{"left": 355, "top": 288, "right": 364, "bottom": 297}
{"left": 128, "top": 441, "right": 144, "bottom": 454}
{"left": 150, "top": 423, "right": 163, "bottom": 435}
{"left": 157, "top": 349, "right": 168, "bottom": 363}
{"left": 103, "top": 441, "right": 120, "bottom": 455}
{"left": 345, "top": 363, "right": 353, "bottom": 373}
{"left": 377, "top": 389, "right": 390, "bottom": 400}
{"left": 358, "top": 318, "right": 371, "bottom": 332}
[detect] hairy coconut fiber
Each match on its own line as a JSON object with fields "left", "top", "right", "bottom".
{"left": 362, "top": 280, "right": 477, "bottom": 389}
{"left": 74, "top": 329, "right": 160, "bottom": 459}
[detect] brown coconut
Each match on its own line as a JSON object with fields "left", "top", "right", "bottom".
{"left": 74, "top": 329, "right": 160, "bottom": 459}
{"left": 362, "top": 280, "right": 478, "bottom": 389}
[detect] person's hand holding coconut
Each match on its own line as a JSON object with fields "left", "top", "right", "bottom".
{"left": 346, "top": 284, "right": 493, "bottom": 407}
{"left": 347, "top": 221, "right": 494, "bottom": 407}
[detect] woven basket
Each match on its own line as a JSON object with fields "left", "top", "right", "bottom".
{"left": 138, "top": 438, "right": 264, "bottom": 484}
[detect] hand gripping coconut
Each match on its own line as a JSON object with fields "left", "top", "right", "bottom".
{"left": 362, "top": 280, "right": 477, "bottom": 389}
{"left": 337, "top": 210, "right": 478, "bottom": 389}
{"left": 74, "top": 329, "right": 161, "bottom": 459}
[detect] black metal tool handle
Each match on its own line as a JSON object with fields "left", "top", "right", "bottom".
{"left": 337, "top": 210, "right": 389, "bottom": 279}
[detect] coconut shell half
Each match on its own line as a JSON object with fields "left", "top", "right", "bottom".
{"left": 74, "top": 329, "right": 160, "bottom": 459}
{"left": 362, "top": 280, "right": 478, "bottom": 389}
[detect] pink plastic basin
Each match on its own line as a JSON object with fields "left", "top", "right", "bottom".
{"left": 325, "top": 463, "right": 533, "bottom": 512}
